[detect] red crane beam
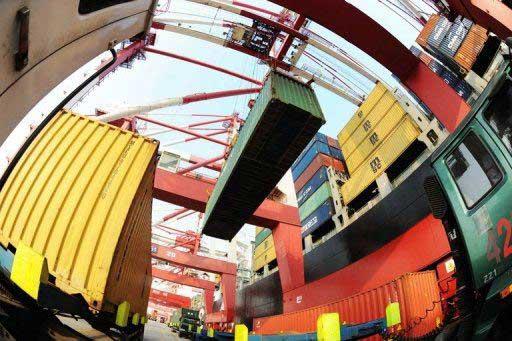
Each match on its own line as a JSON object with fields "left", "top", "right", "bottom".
{"left": 151, "top": 242, "right": 237, "bottom": 275}
{"left": 149, "top": 289, "right": 192, "bottom": 308}
{"left": 445, "top": 0, "right": 512, "bottom": 40}
{"left": 152, "top": 268, "right": 216, "bottom": 291}
{"left": 153, "top": 168, "right": 301, "bottom": 227}
{"left": 276, "top": 15, "right": 306, "bottom": 61}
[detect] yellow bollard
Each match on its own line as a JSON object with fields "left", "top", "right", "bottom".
{"left": 207, "top": 327, "right": 215, "bottom": 337}
{"left": 317, "top": 313, "right": 341, "bottom": 341}
{"left": 386, "top": 302, "right": 401, "bottom": 327}
{"left": 234, "top": 324, "right": 248, "bottom": 341}
{"left": 115, "top": 301, "right": 131, "bottom": 327}
{"left": 132, "top": 313, "right": 140, "bottom": 325}
{"left": 10, "top": 242, "right": 49, "bottom": 300}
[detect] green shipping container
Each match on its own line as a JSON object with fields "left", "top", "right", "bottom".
{"left": 255, "top": 228, "right": 272, "bottom": 247}
{"left": 299, "top": 181, "right": 332, "bottom": 221}
{"left": 202, "top": 71, "right": 325, "bottom": 239}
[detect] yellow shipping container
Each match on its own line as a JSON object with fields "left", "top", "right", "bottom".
{"left": 338, "top": 82, "right": 387, "bottom": 146}
{"left": 255, "top": 226, "right": 265, "bottom": 235}
{"left": 253, "top": 246, "right": 277, "bottom": 272}
{"left": 0, "top": 111, "right": 158, "bottom": 316}
{"left": 253, "top": 234, "right": 274, "bottom": 259}
{"left": 345, "top": 103, "right": 407, "bottom": 173}
{"left": 341, "top": 91, "right": 397, "bottom": 161}
{"left": 341, "top": 117, "right": 420, "bottom": 205}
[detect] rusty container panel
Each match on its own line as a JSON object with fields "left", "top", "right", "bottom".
{"left": 0, "top": 110, "right": 158, "bottom": 316}
{"left": 253, "top": 271, "right": 442, "bottom": 338}
{"left": 293, "top": 154, "right": 346, "bottom": 192}
{"left": 454, "top": 24, "right": 488, "bottom": 71}
{"left": 416, "top": 14, "right": 440, "bottom": 48}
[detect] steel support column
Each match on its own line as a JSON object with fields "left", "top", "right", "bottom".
{"left": 272, "top": 222, "right": 305, "bottom": 293}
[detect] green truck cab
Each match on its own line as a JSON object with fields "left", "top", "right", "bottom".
{"left": 425, "top": 53, "right": 512, "bottom": 340}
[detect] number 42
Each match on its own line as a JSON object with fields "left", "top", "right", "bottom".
{"left": 487, "top": 216, "right": 512, "bottom": 264}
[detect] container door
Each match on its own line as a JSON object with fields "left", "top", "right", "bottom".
{"left": 433, "top": 77, "right": 512, "bottom": 290}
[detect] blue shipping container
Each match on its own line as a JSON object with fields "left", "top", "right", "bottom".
{"left": 428, "top": 60, "right": 444, "bottom": 75}
{"left": 291, "top": 133, "right": 329, "bottom": 169}
{"left": 427, "top": 16, "right": 452, "bottom": 49}
{"left": 292, "top": 141, "right": 332, "bottom": 180}
{"left": 441, "top": 69, "right": 459, "bottom": 87}
{"left": 301, "top": 198, "right": 336, "bottom": 238}
{"left": 455, "top": 80, "right": 473, "bottom": 100}
{"left": 439, "top": 20, "right": 470, "bottom": 57}
{"left": 296, "top": 167, "right": 329, "bottom": 206}
{"left": 329, "top": 146, "right": 344, "bottom": 161}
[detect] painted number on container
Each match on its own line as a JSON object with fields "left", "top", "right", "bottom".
{"left": 370, "top": 157, "right": 382, "bottom": 173}
{"left": 486, "top": 214, "right": 512, "bottom": 264}
{"left": 363, "top": 121, "right": 372, "bottom": 132}
{"left": 369, "top": 132, "right": 379, "bottom": 145}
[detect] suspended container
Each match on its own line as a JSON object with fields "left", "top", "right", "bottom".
{"left": 253, "top": 271, "right": 443, "bottom": 338}
{"left": 0, "top": 111, "right": 158, "bottom": 318}
{"left": 202, "top": 71, "right": 324, "bottom": 239}
{"left": 416, "top": 14, "right": 440, "bottom": 48}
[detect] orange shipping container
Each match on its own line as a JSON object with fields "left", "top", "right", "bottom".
{"left": 416, "top": 15, "right": 440, "bottom": 48}
{"left": 253, "top": 271, "right": 443, "bottom": 339}
{"left": 454, "top": 24, "right": 488, "bottom": 71}
{"left": 293, "top": 154, "right": 346, "bottom": 192}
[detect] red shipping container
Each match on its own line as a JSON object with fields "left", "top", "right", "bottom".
{"left": 327, "top": 136, "right": 340, "bottom": 149}
{"left": 253, "top": 271, "right": 443, "bottom": 339}
{"left": 294, "top": 154, "right": 346, "bottom": 192}
{"left": 454, "top": 24, "right": 488, "bottom": 71}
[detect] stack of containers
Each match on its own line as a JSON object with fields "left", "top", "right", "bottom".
{"left": 253, "top": 227, "right": 276, "bottom": 272}
{"left": 417, "top": 14, "right": 489, "bottom": 74}
{"left": 291, "top": 133, "right": 346, "bottom": 238}
{"left": 413, "top": 15, "right": 479, "bottom": 101}
{"left": 338, "top": 82, "right": 422, "bottom": 206}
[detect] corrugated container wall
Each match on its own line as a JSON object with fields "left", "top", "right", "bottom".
{"left": 253, "top": 235, "right": 277, "bottom": 272}
{"left": 202, "top": 71, "right": 324, "bottom": 239}
{"left": 416, "top": 14, "right": 440, "bottom": 48}
{"left": 253, "top": 271, "right": 443, "bottom": 339}
{"left": 438, "top": 19, "right": 471, "bottom": 57}
{"left": 294, "top": 154, "right": 346, "bottom": 192}
{"left": 454, "top": 24, "right": 488, "bottom": 71}
{"left": 341, "top": 117, "right": 420, "bottom": 204}
{"left": 427, "top": 16, "right": 452, "bottom": 49}
{"left": 0, "top": 111, "right": 158, "bottom": 315}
